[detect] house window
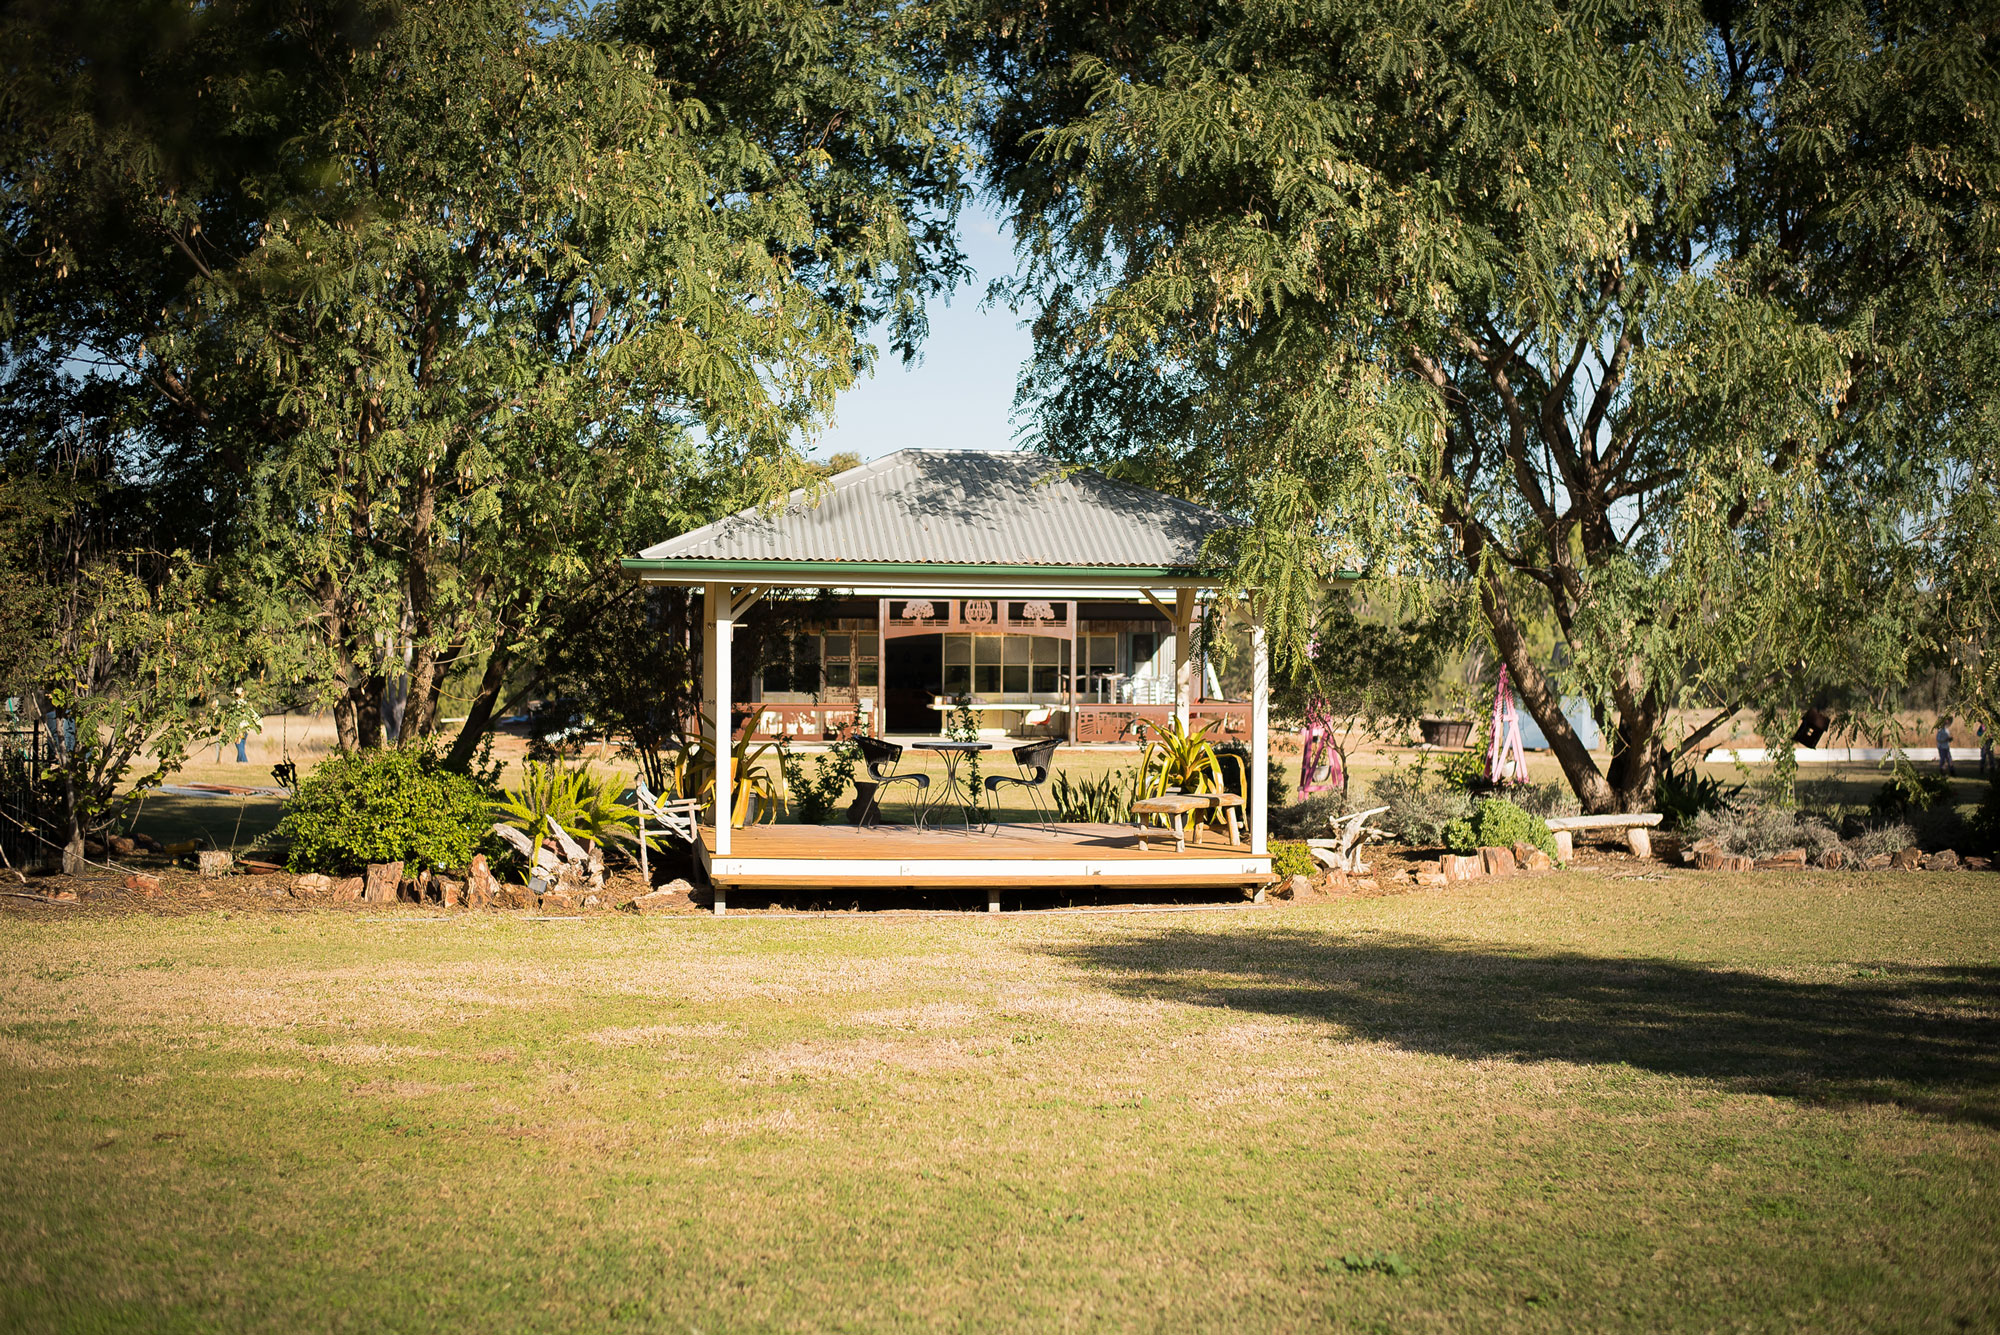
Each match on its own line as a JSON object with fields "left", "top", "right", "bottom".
{"left": 1130, "top": 631, "right": 1159, "bottom": 676}
{"left": 760, "top": 629, "right": 874, "bottom": 697}
{"left": 944, "top": 634, "right": 1070, "bottom": 699}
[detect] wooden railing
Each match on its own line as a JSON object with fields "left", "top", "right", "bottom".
{"left": 1072, "top": 704, "right": 1251, "bottom": 745}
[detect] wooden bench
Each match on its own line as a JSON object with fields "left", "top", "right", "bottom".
{"left": 1130, "top": 794, "right": 1212, "bottom": 852}
{"left": 1542, "top": 812, "right": 1663, "bottom": 860}
{"left": 1192, "top": 791, "right": 1246, "bottom": 846}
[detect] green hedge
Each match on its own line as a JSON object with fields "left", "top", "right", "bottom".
{"left": 276, "top": 748, "right": 493, "bottom": 874}
{"left": 1442, "top": 797, "right": 1558, "bottom": 860}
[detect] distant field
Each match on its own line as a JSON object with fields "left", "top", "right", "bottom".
{"left": 2, "top": 872, "right": 1995, "bottom": 1331}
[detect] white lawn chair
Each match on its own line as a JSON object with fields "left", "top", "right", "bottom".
{"left": 1305, "top": 805, "right": 1391, "bottom": 874}
{"left": 632, "top": 780, "right": 702, "bottom": 879}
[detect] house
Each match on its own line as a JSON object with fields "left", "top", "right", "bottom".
{"left": 620, "top": 449, "right": 1276, "bottom": 912}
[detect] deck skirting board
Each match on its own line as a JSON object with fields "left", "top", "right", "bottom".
{"left": 705, "top": 855, "right": 1269, "bottom": 889}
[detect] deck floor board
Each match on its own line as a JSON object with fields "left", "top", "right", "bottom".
{"left": 699, "top": 821, "right": 1244, "bottom": 861}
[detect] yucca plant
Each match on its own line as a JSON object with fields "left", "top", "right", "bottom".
{"left": 1136, "top": 716, "right": 1226, "bottom": 798}
{"left": 492, "top": 762, "right": 649, "bottom": 858}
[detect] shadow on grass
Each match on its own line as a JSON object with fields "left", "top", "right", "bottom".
{"left": 1039, "top": 926, "right": 2000, "bottom": 1127}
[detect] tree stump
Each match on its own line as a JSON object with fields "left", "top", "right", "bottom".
{"left": 363, "top": 862, "right": 404, "bottom": 903}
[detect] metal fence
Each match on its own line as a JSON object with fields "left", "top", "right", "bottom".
{"left": 0, "top": 705, "right": 52, "bottom": 868}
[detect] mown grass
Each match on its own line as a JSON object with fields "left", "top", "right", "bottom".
{"left": 3, "top": 873, "right": 1997, "bottom": 1332}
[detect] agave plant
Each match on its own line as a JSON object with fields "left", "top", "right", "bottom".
{"left": 1136, "top": 716, "right": 1226, "bottom": 799}
{"left": 493, "top": 762, "right": 649, "bottom": 857}
{"left": 663, "top": 711, "right": 782, "bottom": 827}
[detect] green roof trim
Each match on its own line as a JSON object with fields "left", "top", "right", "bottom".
{"left": 619, "top": 558, "right": 1220, "bottom": 580}
{"left": 618, "top": 557, "right": 1362, "bottom": 583}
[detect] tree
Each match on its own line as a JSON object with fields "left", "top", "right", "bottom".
{"left": 0, "top": 447, "right": 238, "bottom": 873}
{"left": 2, "top": 0, "right": 975, "bottom": 765}
{"left": 1270, "top": 590, "right": 1461, "bottom": 808}
{"left": 978, "top": 0, "right": 2000, "bottom": 811}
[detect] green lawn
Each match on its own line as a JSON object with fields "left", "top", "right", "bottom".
{"left": 3, "top": 873, "right": 1997, "bottom": 1331}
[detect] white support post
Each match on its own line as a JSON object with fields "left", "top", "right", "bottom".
{"left": 1250, "top": 606, "right": 1270, "bottom": 856}
{"left": 1173, "top": 588, "right": 1196, "bottom": 736}
{"left": 705, "top": 583, "right": 733, "bottom": 917}
{"left": 714, "top": 592, "right": 734, "bottom": 863}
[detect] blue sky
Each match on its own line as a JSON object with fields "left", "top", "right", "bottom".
{"left": 809, "top": 200, "right": 1034, "bottom": 462}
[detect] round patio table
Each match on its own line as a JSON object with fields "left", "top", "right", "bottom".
{"left": 911, "top": 740, "right": 992, "bottom": 831}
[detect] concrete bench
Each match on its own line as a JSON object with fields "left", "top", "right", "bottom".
{"left": 1542, "top": 812, "right": 1663, "bottom": 860}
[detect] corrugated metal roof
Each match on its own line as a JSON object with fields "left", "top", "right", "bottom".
{"left": 639, "top": 450, "right": 1231, "bottom": 568}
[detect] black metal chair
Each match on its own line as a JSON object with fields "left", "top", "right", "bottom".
{"left": 984, "top": 739, "right": 1061, "bottom": 834}
{"left": 850, "top": 735, "right": 928, "bottom": 827}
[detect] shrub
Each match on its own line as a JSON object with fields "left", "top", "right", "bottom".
{"left": 1442, "top": 797, "right": 1557, "bottom": 859}
{"left": 1846, "top": 820, "right": 1916, "bottom": 861}
{"left": 1656, "top": 763, "right": 1741, "bottom": 831}
{"left": 1268, "top": 792, "right": 1351, "bottom": 840}
{"left": 779, "top": 741, "right": 858, "bottom": 825}
{"left": 1366, "top": 768, "right": 1473, "bottom": 847}
{"left": 1870, "top": 771, "right": 1950, "bottom": 817}
{"left": 1504, "top": 780, "right": 1581, "bottom": 821}
{"left": 1692, "top": 804, "right": 1842, "bottom": 860}
{"left": 277, "top": 748, "right": 492, "bottom": 874}
{"left": 1270, "top": 841, "right": 1316, "bottom": 879}
{"left": 1971, "top": 779, "right": 2000, "bottom": 856}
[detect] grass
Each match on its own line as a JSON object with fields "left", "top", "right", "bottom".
{"left": 3, "top": 871, "right": 1997, "bottom": 1331}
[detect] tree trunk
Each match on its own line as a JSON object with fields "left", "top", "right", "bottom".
{"left": 445, "top": 645, "right": 512, "bottom": 772}
{"left": 1474, "top": 569, "right": 1621, "bottom": 813}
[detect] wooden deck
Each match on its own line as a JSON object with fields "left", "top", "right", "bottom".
{"left": 698, "top": 821, "right": 1271, "bottom": 896}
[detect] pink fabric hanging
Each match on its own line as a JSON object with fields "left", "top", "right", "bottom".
{"left": 1298, "top": 694, "right": 1344, "bottom": 797}
{"left": 1486, "top": 667, "right": 1530, "bottom": 786}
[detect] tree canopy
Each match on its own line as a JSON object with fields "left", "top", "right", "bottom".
{"left": 2, "top": 0, "right": 975, "bottom": 764}
{"left": 977, "top": 0, "right": 2000, "bottom": 809}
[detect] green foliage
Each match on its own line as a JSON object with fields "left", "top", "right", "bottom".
{"left": 1366, "top": 768, "right": 1474, "bottom": 848}
{"left": 1051, "top": 769, "right": 1135, "bottom": 824}
{"left": 943, "top": 696, "right": 984, "bottom": 815}
{"left": 1870, "top": 772, "right": 1951, "bottom": 818}
{"left": 1442, "top": 799, "right": 1557, "bottom": 860}
{"left": 1973, "top": 780, "right": 2000, "bottom": 857}
{"left": 1657, "top": 764, "right": 1744, "bottom": 832}
{"left": 985, "top": 0, "right": 2000, "bottom": 815}
{"left": 780, "top": 742, "right": 859, "bottom": 826}
{"left": 1137, "top": 717, "right": 1224, "bottom": 798}
{"left": 492, "top": 762, "right": 647, "bottom": 856}
{"left": 1269, "top": 590, "right": 1466, "bottom": 802}
{"left": 0, "top": 465, "right": 242, "bottom": 869}
{"left": 277, "top": 749, "right": 492, "bottom": 874}
{"left": 1269, "top": 842, "right": 1316, "bottom": 879}
{"left": 0, "top": 0, "right": 973, "bottom": 764}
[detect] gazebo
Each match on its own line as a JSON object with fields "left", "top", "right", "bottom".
{"left": 619, "top": 449, "right": 1274, "bottom": 912}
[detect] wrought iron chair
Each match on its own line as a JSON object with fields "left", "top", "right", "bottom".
{"left": 853, "top": 735, "right": 928, "bottom": 827}
{"left": 984, "top": 739, "right": 1061, "bottom": 834}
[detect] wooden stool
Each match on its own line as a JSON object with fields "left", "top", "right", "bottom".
{"left": 1191, "top": 792, "right": 1245, "bottom": 846}
{"left": 1130, "top": 794, "right": 1209, "bottom": 852}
